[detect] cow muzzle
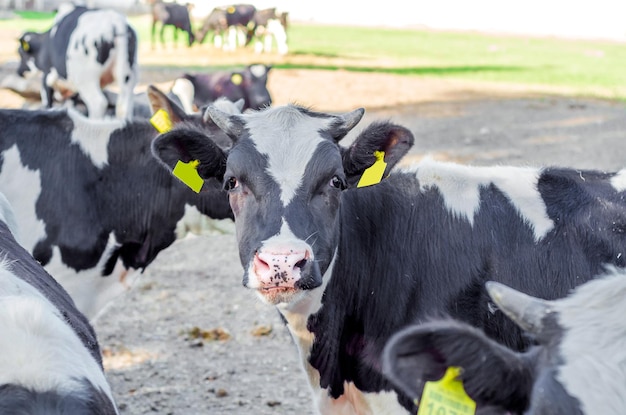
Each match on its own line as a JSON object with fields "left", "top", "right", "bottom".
{"left": 249, "top": 247, "right": 320, "bottom": 304}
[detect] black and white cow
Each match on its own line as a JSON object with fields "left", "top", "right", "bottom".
{"left": 251, "top": 8, "right": 288, "bottom": 55}
{"left": 0, "top": 86, "right": 234, "bottom": 320}
{"left": 0, "top": 192, "right": 118, "bottom": 414}
{"left": 17, "top": 4, "right": 138, "bottom": 120}
{"left": 382, "top": 266, "right": 626, "bottom": 415}
{"left": 196, "top": 4, "right": 256, "bottom": 51}
{"left": 151, "top": 103, "right": 626, "bottom": 414}
{"left": 170, "top": 64, "right": 272, "bottom": 113}
{"left": 151, "top": 0, "right": 195, "bottom": 48}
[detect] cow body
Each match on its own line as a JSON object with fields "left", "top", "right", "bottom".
{"left": 0, "top": 192, "right": 118, "bottom": 414}
{"left": 151, "top": 104, "right": 626, "bottom": 413}
{"left": 151, "top": 0, "right": 195, "bottom": 48}
{"left": 383, "top": 266, "right": 626, "bottom": 414}
{"left": 170, "top": 64, "right": 272, "bottom": 113}
{"left": 17, "top": 5, "right": 138, "bottom": 120}
{"left": 0, "top": 90, "right": 233, "bottom": 319}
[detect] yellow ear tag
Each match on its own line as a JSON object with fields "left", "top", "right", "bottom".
{"left": 230, "top": 73, "right": 242, "bottom": 85}
{"left": 416, "top": 366, "right": 476, "bottom": 415}
{"left": 21, "top": 40, "right": 30, "bottom": 52}
{"left": 173, "top": 160, "right": 203, "bottom": 193}
{"left": 357, "top": 150, "right": 387, "bottom": 188}
{"left": 150, "top": 109, "right": 173, "bottom": 133}
{"left": 227, "top": 6, "right": 235, "bottom": 13}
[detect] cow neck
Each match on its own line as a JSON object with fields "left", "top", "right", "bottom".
{"left": 276, "top": 249, "right": 337, "bottom": 387}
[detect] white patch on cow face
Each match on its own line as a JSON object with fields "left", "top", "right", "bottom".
{"left": 0, "top": 145, "right": 45, "bottom": 250}
{"left": 610, "top": 169, "right": 626, "bottom": 192}
{"left": 249, "top": 63, "right": 267, "bottom": 78}
{"left": 245, "top": 106, "right": 333, "bottom": 206}
{"left": 407, "top": 158, "right": 553, "bottom": 240}
{"left": 68, "top": 109, "right": 124, "bottom": 168}
{"left": 0, "top": 263, "right": 115, "bottom": 403}
{"left": 554, "top": 266, "right": 626, "bottom": 415}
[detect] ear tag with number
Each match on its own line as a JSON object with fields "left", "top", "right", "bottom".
{"left": 417, "top": 366, "right": 476, "bottom": 415}
{"left": 150, "top": 109, "right": 173, "bottom": 133}
{"left": 230, "top": 73, "right": 243, "bottom": 85}
{"left": 173, "top": 160, "right": 203, "bottom": 193}
{"left": 357, "top": 150, "right": 387, "bottom": 188}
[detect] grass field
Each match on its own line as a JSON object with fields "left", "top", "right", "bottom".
{"left": 4, "top": 10, "right": 626, "bottom": 100}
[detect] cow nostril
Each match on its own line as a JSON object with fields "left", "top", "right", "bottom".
{"left": 254, "top": 253, "right": 270, "bottom": 273}
{"left": 294, "top": 259, "right": 307, "bottom": 270}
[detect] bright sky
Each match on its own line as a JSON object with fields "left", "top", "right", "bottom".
{"left": 198, "top": 0, "right": 626, "bottom": 41}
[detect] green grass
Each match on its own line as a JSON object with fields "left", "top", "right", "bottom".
{"left": 3, "top": 11, "right": 625, "bottom": 100}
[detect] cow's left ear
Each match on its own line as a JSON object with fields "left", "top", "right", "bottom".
{"left": 147, "top": 84, "right": 188, "bottom": 126}
{"left": 152, "top": 129, "right": 228, "bottom": 183}
{"left": 342, "top": 121, "right": 414, "bottom": 187}
{"left": 382, "top": 320, "right": 532, "bottom": 411}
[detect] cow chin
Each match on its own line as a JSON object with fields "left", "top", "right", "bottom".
{"left": 255, "top": 286, "right": 301, "bottom": 305}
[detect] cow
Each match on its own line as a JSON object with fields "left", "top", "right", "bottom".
{"left": 251, "top": 8, "right": 289, "bottom": 55}
{"left": 170, "top": 63, "right": 272, "bottom": 113}
{"left": 151, "top": 102, "right": 626, "bottom": 414}
{"left": 151, "top": 0, "right": 195, "bottom": 48}
{"left": 0, "top": 192, "right": 119, "bottom": 414}
{"left": 0, "top": 86, "right": 235, "bottom": 320}
{"left": 17, "top": 4, "right": 138, "bottom": 120}
{"left": 196, "top": 4, "right": 256, "bottom": 51}
{"left": 382, "top": 266, "right": 626, "bottom": 415}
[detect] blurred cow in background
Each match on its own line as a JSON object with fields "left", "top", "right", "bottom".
{"left": 150, "top": 0, "right": 196, "bottom": 48}
{"left": 170, "top": 64, "right": 272, "bottom": 113}
{"left": 16, "top": 4, "right": 138, "bottom": 120}
{"left": 196, "top": 4, "right": 256, "bottom": 51}
{"left": 251, "top": 8, "right": 289, "bottom": 55}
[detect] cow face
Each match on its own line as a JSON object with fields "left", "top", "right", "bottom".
{"left": 152, "top": 104, "right": 414, "bottom": 307}
{"left": 17, "top": 32, "right": 45, "bottom": 77}
{"left": 382, "top": 271, "right": 626, "bottom": 415}
{"left": 241, "top": 64, "right": 272, "bottom": 110}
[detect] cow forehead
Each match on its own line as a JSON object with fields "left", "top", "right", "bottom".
{"left": 241, "top": 107, "right": 336, "bottom": 206}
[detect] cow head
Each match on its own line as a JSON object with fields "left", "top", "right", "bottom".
{"left": 241, "top": 64, "right": 272, "bottom": 110}
{"left": 16, "top": 31, "right": 46, "bottom": 77}
{"left": 152, "top": 104, "right": 414, "bottom": 307}
{"left": 381, "top": 273, "right": 626, "bottom": 414}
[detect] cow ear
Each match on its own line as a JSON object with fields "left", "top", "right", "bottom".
{"left": 342, "top": 121, "right": 414, "bottom": 187}
{"left": 147, "top": 84, "right": 188, "bottom": 125}
{"left": 151, "top": 129, "right": 227, "bottom": 182}
{"left": 204, "top": 104, "right": 246, "bottom": 142}
{"left": 382, "top": 320, "right": 532, "bottom": 411}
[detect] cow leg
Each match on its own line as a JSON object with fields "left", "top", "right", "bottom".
{"left": 151, "top": 20, "right": 157, "bottom": 50}
{"left": 226, "top": 26, "right": 238, "bottom": 51}
{"left": 40, "top": 72, "right": 55, "bottom": 108}
{"left": 160, "top": 24, "right": 166, "bottom": 48}
{"left": 173, "top": 26, "right": 178, "bottom": 48}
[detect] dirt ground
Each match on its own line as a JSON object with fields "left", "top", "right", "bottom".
{"left": 2, "top": 33, "right": 626, "bottom": 414}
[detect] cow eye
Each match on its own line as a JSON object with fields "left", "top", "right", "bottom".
{"left": 224, "top": 177, "right": 239, "bottom": 191}
{"left": 329, "top": 175, "right": 346, "bottom": 190}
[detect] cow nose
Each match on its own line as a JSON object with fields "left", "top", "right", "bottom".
{"left": 253, "top": 249, "right": 310, "bottom": 289}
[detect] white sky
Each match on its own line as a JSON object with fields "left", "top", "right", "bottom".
{"left": 193, "top": 0, "right": 626, "bottom": 41}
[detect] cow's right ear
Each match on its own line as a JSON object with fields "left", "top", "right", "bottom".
{"left": 382, "top": 320, "right": 531, "bottom": 411}
{"left": 151, "top": 129, "right": 227, "bottom": 182}
{"left": 147, "top": 84, "right": 188, "bottom": 125}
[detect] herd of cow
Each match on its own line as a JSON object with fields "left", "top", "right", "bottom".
{"left": 151, "top": 0, "right": 289, "bottom": 55}
{"left": 1, "top": 2, "right": 625, "bottom": 415}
